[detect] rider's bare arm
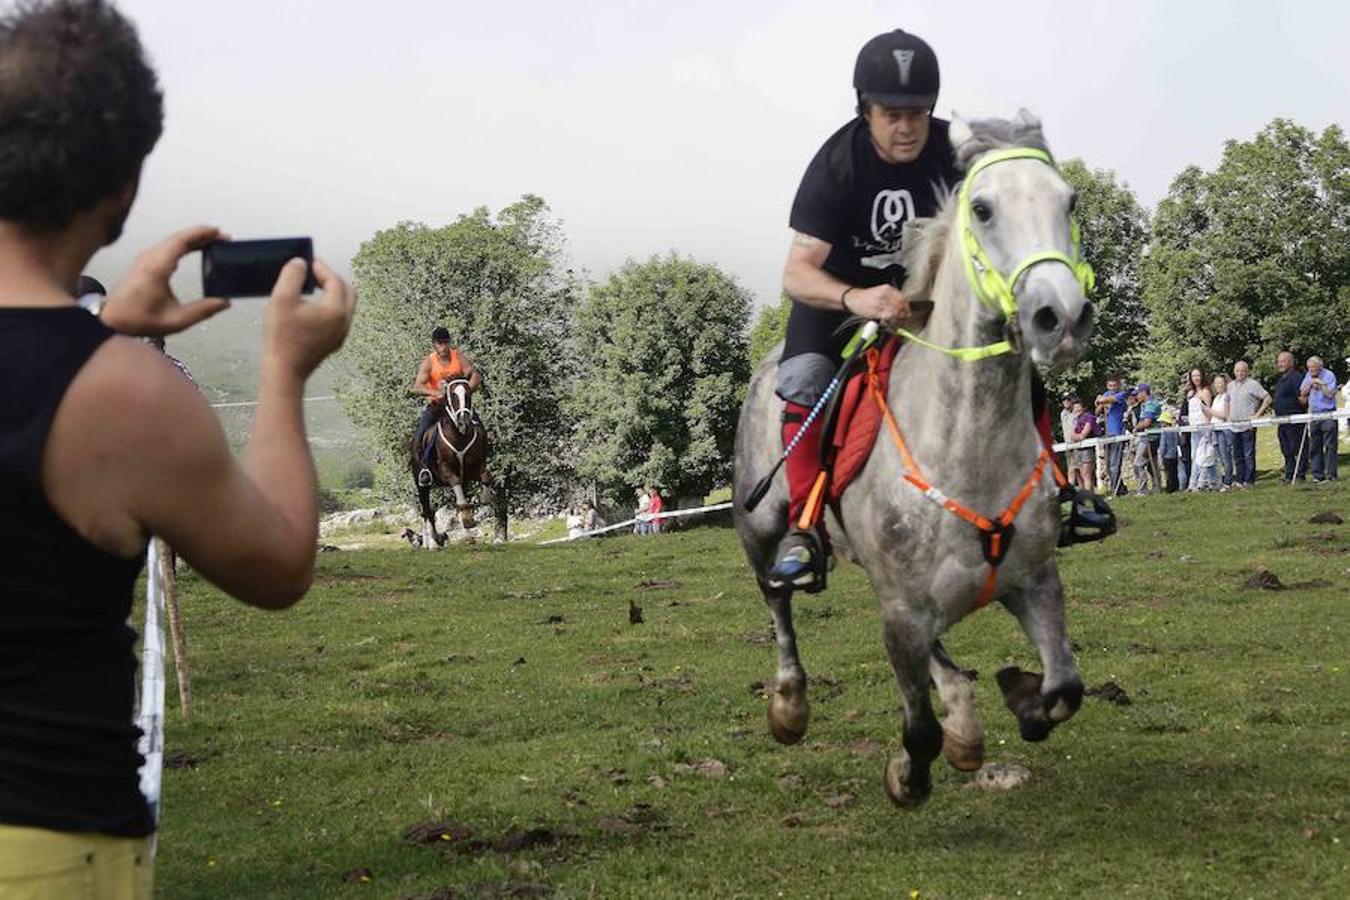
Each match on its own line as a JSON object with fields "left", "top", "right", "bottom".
{"left": 459, "top": 352, "right": 483, "bottom": 392}
{"left": 412, "top": 357, "right": 441, "bottom": 399}
{"left": 44, "top": 258, "right": 355, "bottom": 610}
{"left": 782, "top": 231, "right": 911, "bottom": 323}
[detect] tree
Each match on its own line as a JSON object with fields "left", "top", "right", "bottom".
{"left": 1041, "top": 159, "right": 1151, "bottom": 401}
{"left": 748, "top": 294, "right": 792, "bottom": 369}
{"left": 570, "top": 254, "right": 752, "bottom": 503}
{"left": 343, "top": 195, "right": 581, "bottom": 539}
{"left": 1140, "top": 120, "right": 1350, "bottom": 390}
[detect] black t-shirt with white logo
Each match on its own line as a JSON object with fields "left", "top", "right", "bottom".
{"left": 784, "top": 117, "right": 958, "bottom": 361}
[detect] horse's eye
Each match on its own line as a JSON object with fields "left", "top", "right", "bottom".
{"left": 971, "top": 200, "right": 993, "bottom": 224}
{"left": 1067, "top": 191, "right": 1078, "bottom": 214}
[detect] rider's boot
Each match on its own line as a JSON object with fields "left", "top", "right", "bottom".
{"left": 766, "top": 403, "right": 829, "bottom": 593}
{"left": 418, "top": 441, "right": 437, "bottom": 487}
{"left": 1033, "top": 396, "right": 1116, "bottom": 545}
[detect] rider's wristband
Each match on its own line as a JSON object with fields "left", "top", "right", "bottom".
{"left": 840, "top": 286, "right": 855, "bottom": 315}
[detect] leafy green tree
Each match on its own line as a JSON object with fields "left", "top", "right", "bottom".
{"left": 1041, "top": 159, "right": 1150, "bottom": 401}
{"left": 343, "top": 195, "right": 580, "bottom": 539}
{"left": 1141, "top": 119, "right": 1350, "bottom": 389}
{"left": 749, "top": 294, "right": 792, "bottom": 369}
{"left": 571, "top": 254, "right": 751, "bottom": 503}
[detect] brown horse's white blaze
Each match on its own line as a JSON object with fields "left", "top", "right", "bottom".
{"left": 733, "top": 112, "right": 1093, "bottom": 807}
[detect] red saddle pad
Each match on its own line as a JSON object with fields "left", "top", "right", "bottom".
{"left": 828, "top": 335, "right": 902, "bottom": 503}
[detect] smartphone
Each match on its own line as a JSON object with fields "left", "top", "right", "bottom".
{"left": 201, "top": 237, "right": 317, "bottom": 298}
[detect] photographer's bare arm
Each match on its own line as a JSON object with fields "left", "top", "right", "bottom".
{"left": 44, "top": 241, "right": 355, "bottom": 610}
{"left": 782, "top": 230, "right": 912, "bottom": 323}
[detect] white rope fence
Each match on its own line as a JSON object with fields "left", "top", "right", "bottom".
{"left": 210, "top": 395, "right": 337, "bottom": 409}
{"left": 1051, "top": 409, "right": 1350, "bottom": 452}
{"left": 538, "top": 501, "right": 733, "bottom": 545}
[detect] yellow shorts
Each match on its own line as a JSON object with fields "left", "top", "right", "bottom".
{"left": 0, "top": 825, "right": 153, "bottom": 900}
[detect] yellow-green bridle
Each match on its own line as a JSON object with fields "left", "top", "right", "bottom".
{"left": 892, "top": 147, "right": 1096, "bottom": 362}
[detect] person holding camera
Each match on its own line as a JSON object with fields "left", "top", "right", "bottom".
{"left": 0, "top": 2, "right": 354, "bottom": 896}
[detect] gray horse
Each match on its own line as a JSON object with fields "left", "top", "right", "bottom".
{"left": 733, "top": 112, "right": 1095, "bottom": 807}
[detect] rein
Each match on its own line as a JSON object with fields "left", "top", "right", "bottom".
{"left": 891, "top": 147, "right": 1095, "bottom": 362}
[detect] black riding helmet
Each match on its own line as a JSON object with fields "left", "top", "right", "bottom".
{"left": 853, "top": 29, "right": 939, "bottom": 112}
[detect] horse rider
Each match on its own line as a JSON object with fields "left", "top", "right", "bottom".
{"left": 412, "top": 325, "right": 481, "bottom": 487}
{"left": 768, "top": 30, "right": 1086, "bottom": 592}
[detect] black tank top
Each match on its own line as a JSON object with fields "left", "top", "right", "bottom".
{"left": 0, "top": 307, "right": 152, "bottom": 837}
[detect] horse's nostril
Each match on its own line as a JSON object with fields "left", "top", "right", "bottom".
{"left": 1032, "top": 306, "right": 1060, "bottom": 334}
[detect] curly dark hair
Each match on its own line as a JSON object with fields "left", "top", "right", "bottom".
{"left": 0, "top": 0, "right": 162, "bottom": 230}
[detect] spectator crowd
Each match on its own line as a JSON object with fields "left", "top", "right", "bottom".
{"left": 1059, "top": 352, "right": 1344, "bottom": 496}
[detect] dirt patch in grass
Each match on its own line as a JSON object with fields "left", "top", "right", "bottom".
{"left": 1086, "top": 681, "right": 1132, "bottom": 705}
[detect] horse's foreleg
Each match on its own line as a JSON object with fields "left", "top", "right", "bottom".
{"left": 997, "top": 564, "right": 1083, "bottom": 742}
{"left": 760, "top": 581, "right": 809, "bottom": 745}
{"left": 417, "top": 485, "right": 439, "bottom": 550}
{"left": 451, "top": 482, "right": 477, "bottom": 529}
{"left": 880, "top": 607, "right": 943, "bottom": 807}
{"left": 931, "top": 641, "right": 984, "bottom": 772}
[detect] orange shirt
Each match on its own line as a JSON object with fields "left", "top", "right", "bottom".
{"left": 425, "top": 349, "right": 466, "bottom": 388}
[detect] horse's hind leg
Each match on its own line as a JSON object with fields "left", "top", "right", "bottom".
{"left": 931, "top": 641, "right": 984, "bottom": 772}
{"left": 760, "top": 581, "right": 810, "bottom": 745}
{"left": 997, "top": 564, "right": 1083, "bottom": 742}
{"left": 879, "top": 607, "right": 943, "bottom": 807}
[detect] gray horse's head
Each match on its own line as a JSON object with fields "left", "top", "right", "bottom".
{"left": 934, "top": 109, "right": 1093, "bottom": 367}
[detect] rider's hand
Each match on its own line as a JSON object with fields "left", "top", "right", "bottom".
{"left": 101, "top": 225, "right": 232, "bottom": 336}
{"left": 262, "top": 258, "right": 356, "bottom": 381}
{"left": 849, "top": 284, "right": 912, "bottom": 325}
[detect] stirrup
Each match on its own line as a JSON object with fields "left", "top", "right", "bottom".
{"left": 766, "top": 529, "right": 829, "bottom": 594}
{"left": 417, "top": 468, "right": 434, "bottom": 487}
{"left": 1057, "top": 486, "right": 1116, "bottom": 546}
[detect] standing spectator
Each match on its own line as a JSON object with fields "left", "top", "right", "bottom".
{"left": 1209, "top": 374, "right": 1234, "bottom": 489}
{"left": 633, "top": 487, "right": 651, "bottom": 534}
{"left": 1300, "top": 356, "right": 1339, "bottom": 482}
{"left": 1272, "top": 351, "right": 1308, "bottom": 483}
{"left": 583, "top": 501, "right": 602, "bottom": 531}
{"left": 1132, "top": 384, "right": 1163, "bottom": 494}
{"left": 1227, "top": 360, "right": 1271, "bottom": 487}
{"left": 1176, "top": 373, "right": 1193, "bottom": 489}
{"left": 565, "top": 508, "right": 585, "bottom": 539}
{"left": 1158, "top": 407, "right": 1181, "bottom": 493}
{"left": 1095, "top": 376, "right": 1129, "bottom": 495}
{"left": 1186, "top": 367, "right": 1218, "bottom": 491}
{"left": 1059, "top": 394, "right": 1081, "bottom": 488}
{"left": 1070, "top": 398, "right": 1097, "bottom": 490}
{"left": 0, "top": 1, "right": 356, "bottom": 892}
{"left": 647, "top": 487, "right": 665, "bottom": 534}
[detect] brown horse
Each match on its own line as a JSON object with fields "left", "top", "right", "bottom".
{"left": 409, "top": 378, "right": 490, "bottom": 548}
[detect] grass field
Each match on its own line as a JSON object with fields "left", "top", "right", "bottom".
{"left": 154, "top": 471, "right": 1348, "bottom": 899}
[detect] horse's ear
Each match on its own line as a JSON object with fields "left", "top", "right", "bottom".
{"left": 949, "top": 112, "right": 973, "bottom": 149}
{"left": 900, "top": 215, "right": 949, "bottom": 305}
{"left": 1015, "top": 107, "right": 1041, "bottom": 129}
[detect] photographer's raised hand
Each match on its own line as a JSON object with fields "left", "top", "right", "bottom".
{"left": 261, "top": 258, "right": 356, "bottom": 381}
{"left": 101, "top": 225, "right": 232, "bottom": 335}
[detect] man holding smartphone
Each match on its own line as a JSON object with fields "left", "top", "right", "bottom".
{"left": 0, "top": 2, "right": 354, "bottom": 896}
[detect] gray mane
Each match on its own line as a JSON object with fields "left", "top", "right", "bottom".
{"left": 952, "top": 112, "right": 1051, "bottom": 171}
{"left": 900, "top": 112, "right": 1052, "bottom": 301}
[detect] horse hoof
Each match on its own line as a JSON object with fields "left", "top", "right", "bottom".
{"left": 941, "top": 726, "right": 985, "bottom": 772}
{"left": 883, "top": 754, "right": 930, "bottom": 808}
{"left": 767, "top": 693, "right": 809, "bottom": 746}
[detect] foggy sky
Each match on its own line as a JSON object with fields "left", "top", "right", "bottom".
{"left": 88, "top": 0, "right": 1349, "bottom": 310}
